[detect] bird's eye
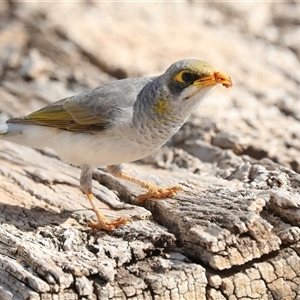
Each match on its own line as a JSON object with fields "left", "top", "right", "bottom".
{"left": 181, "top": 72, "right": 193, "bottom": 82}
{"left": 173, "top": 70, "right": 198, "bottom": 84}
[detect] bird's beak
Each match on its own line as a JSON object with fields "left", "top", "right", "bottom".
{"left": 194, "top": 72, "right": 233, "bottom": 88}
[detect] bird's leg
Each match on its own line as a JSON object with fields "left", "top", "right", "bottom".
{"left": 85, "top": 190, "right": 128, "bottom": 230}
{"left": 81, "top": 165, "right": 128, "bottom": 231}
{"left": 120, "top": 174, "right": 182, "bottom": 203}
{"left": 107, "top": 165, "right": 181, "bottom": 203}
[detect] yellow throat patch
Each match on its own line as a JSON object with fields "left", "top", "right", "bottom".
{"left": 152, "top": 96, "right": 169, "bottom": 116}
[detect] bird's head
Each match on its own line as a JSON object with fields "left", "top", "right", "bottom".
{"left": 162, "top": 59, "right": 232, "bottom": 101}
{"left": 148, "top": 59, "right": 232, "bottom": 123}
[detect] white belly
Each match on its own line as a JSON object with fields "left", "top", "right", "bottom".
{"left": 55, "top": 129, "right": 157, "bottom": 166}
{"left": 3, "top": 123, "right": 162, "bottom": 167}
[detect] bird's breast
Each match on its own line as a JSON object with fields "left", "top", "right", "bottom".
{"left": 50, "top": 123, "right": 174, "bottom": 167}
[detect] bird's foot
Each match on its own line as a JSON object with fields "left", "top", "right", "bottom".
{"left": 85, "top": 190, "right": 129, "bottom": 230}
{"left": 107, "top": 168, "right": 181, "bottom": 204}
{"left": 88, "top": 211, "right": 128, "bottom": 231}
{"left": 138, "top": 184, "right": 182, "bottom": 203}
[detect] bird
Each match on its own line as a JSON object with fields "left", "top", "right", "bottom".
{"left": 0, "top": 59, "right": 232, "bottom": 231}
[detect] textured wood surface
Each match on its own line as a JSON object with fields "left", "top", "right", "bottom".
{"left": 1, "top": 2, "right": 300, "bottom": 299}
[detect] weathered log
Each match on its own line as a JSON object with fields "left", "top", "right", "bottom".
{"left": 1, "top": 2, "right": 300, "bottom": 299}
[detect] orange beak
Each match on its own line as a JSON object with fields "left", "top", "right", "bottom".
{"left": 214, "top": 72, "right": 233, "bottom": 88}
{"left": 194, "top": 71, "right": 233, "bottom": 88}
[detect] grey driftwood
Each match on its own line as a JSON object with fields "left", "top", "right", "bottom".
{"left": 1, "top": 1, "right": 300, "bottom": 299}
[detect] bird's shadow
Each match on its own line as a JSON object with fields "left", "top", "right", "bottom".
{"left": 0, "top": 203, "right": 88, "bottom": 232}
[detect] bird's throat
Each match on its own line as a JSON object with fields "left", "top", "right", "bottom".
{"left": 152, "top": 94, "right": 170, "bottom": 116}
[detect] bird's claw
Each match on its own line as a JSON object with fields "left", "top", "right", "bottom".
{"left": 88, "top": 216, "right": 129, "bottom": 231}
{"left": 138, "top": 185, "right": 182, "bottom": 203}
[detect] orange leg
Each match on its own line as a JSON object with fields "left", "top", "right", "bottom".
{"left": 116, "top": 172, "right": 181, "bottom": 203}
{"left": 85, "top": 190, "right": 128, "bottom": 230}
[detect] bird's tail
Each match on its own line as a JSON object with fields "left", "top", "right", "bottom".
{"left": 0, "top": 123, "right": 51, "bottom": 149}
{"left": 0, "top": 124, "right": 8, "bottom": 138}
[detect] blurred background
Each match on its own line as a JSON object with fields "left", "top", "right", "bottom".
{"left": 0, "top": 1, "right": 300, "bottom": 171}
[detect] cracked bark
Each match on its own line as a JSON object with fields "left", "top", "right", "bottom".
{"left": 1, "top": 2, "right": 300, "bottom": 299}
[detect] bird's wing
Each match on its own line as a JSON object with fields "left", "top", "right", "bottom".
{"left": 7, "top": 97, "right": 109, "bottom": 133}
{"left": 7, "top": 77, "right": 154, "bottom": 133}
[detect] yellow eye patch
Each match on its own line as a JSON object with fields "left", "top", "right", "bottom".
{"left": 173, "top": 70, "right": 190, "bottom": 83}
{"left": 173, "top": 70, "right": 200, "bottom": 83}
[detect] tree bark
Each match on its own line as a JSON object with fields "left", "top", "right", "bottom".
{"left": 1, "top": 2, "right": 300, "bottom": 299}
